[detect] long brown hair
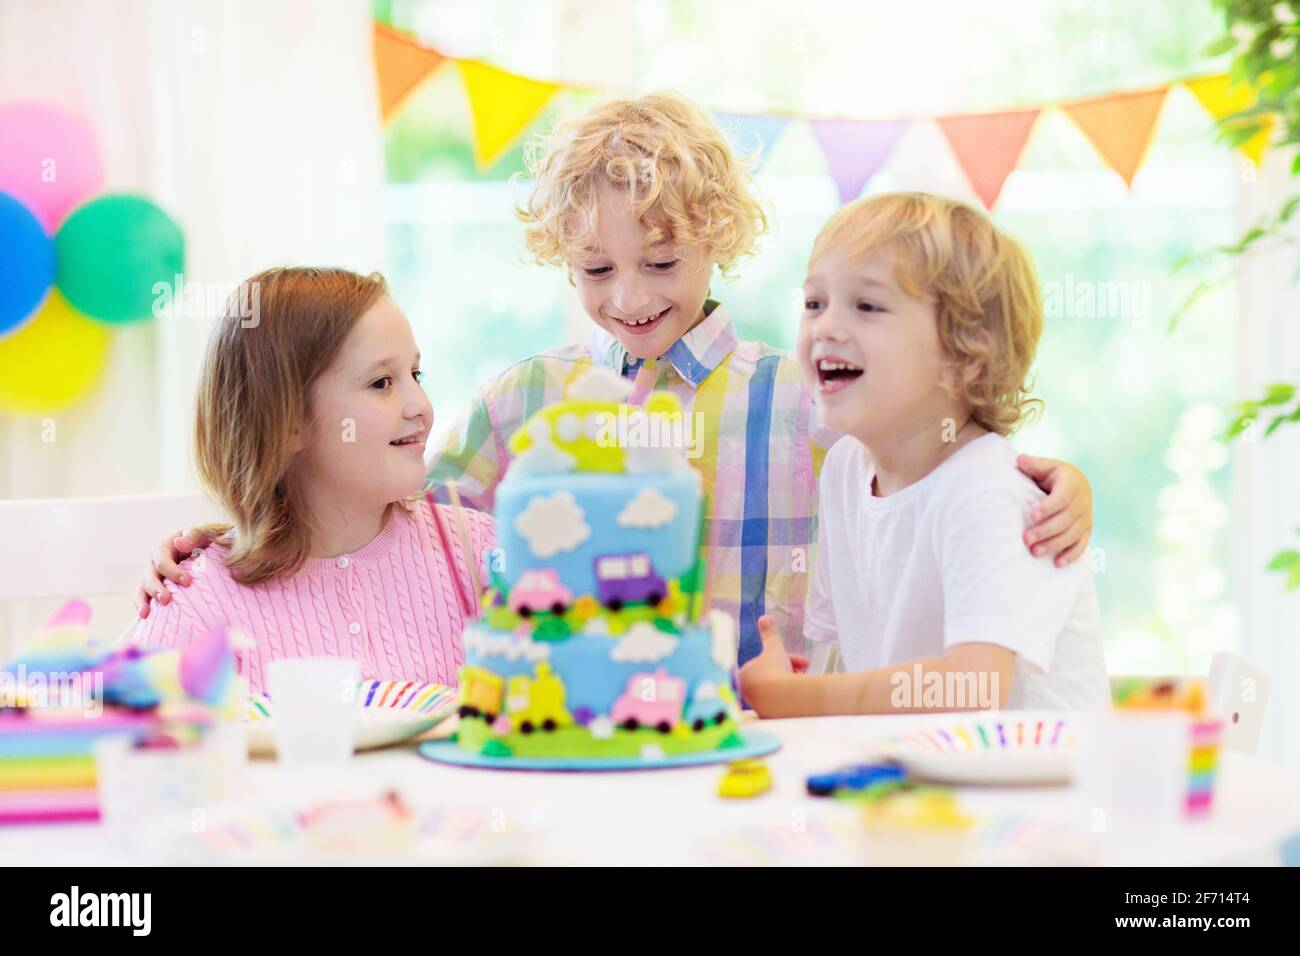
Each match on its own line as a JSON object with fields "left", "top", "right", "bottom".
{"left": 194, "top": 266, "right": 389, "bottom": 584}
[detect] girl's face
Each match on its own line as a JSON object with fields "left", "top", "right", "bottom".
{"left": 299, "top": 296, "right": 433, "bottom": 510}
{"left": 798, "top": 247, "right": 955, "bottom": 444}
{"left": 570, "top": 181, "right": 714, "bottom": 362}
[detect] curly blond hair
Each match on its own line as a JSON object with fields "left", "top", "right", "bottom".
{"left": 811, "top": 192, "right": 1043, "bottom": 436}
{"left": 517, "top": 92, "right": 768, "bottom": 277}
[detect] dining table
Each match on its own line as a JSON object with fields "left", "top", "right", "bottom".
{"left": 3, "top": 712, "right": 1299, "bottom": 866}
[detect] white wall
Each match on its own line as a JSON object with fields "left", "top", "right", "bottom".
{"left": 0, "top": 0, "right": 387, "bottom": 653}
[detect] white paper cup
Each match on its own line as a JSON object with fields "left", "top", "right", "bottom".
{"left": 1074, "top": 710, "right": 1188, "bottom": 838}
{"left": 266, "top": 657, "right": 360, "bottom": 765}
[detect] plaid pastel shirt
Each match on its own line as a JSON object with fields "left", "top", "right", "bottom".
{"left": 425, "top": 301, "right": 841, "bottom": 664}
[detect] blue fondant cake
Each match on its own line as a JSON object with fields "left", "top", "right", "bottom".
{"left": 455, "top": 370, "right": 741, "bottom": 759}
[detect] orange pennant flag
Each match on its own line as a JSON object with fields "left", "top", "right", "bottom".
{"left": 1184, "top": 73, "right": 1273, "bottom": 166}
{"left": 936, "top": 109, "right": 1040, "bottom": 209}
{"left": 1061, "top": 87, "right": 1169, "bottom": 188}
{"left": 457, "top": 59, "right": 560, "bottom": 169}
{"left": 373, "top": 24, "right": 446, "bottom": 122}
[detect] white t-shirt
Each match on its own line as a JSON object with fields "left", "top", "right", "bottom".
{"left": 805, "top": 433, "right": 1109, "bottom": 711}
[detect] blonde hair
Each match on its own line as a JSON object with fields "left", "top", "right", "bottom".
{"left": 517, "top": 91, "right": 768, "bottom": 277}
{"left": 811, "top": 192, "right": 1043, "bottom": 436}
{"left": 194, "top": 267, "right": 392, "bottom": 585}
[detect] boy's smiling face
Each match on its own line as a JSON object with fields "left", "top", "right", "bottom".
{"left": 798, "top": 247, "right": 958, "bottom": 443}
{"left": 570, "top": 181, "right": 714, "bottom": 362}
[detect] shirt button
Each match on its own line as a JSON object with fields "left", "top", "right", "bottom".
{"left": 337, "top": 556, "right": 349, "bottom": 569}
{"left": 348, "top": 622, "right": 361, "bottom": 635}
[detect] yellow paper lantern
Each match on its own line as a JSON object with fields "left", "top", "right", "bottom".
{"left": 0, "top": 289, "right": 111, "bottom": 415}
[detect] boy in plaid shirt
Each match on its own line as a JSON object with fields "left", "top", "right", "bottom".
{"left": 139, "top": 93, "right": 1093, "bottom": 666}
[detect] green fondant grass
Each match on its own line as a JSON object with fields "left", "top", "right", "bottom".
{"left": 458, "top": 717, "right": 739, "bottom": 759}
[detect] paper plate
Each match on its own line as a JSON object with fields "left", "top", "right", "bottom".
{"left": 419, "top": 728, "right": 780, "bottom": 771}
{"left": 877, "top": 714, "right": 1076, "bottom": 785}
{"left": 245, "top": 680, "right": 456, "bottom": 757}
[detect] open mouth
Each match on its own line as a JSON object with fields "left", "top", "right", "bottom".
{"left": 611, "top": 306, "right": 671, "bottom": 335}
{"left": 816, "top": 358, "right": 864, "bottom": 394}
{"left": 389, "top": 434, "right": 426, "bottom": 449}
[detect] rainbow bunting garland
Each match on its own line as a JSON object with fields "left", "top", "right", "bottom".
{"left": 373, "top": 21, "right": 1272, "bottom": 207}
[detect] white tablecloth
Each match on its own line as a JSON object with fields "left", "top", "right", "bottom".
{"left": 4, "top": 714, "right": 1299, "bottom": 865}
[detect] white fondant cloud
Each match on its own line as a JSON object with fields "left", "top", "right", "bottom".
{"left": 589, "top": 716, "right": 614, "bottom": 739}
{"left": 616, "top": 486, "right": 678, "bottom": 529}
{"left": 511, "top": 442, "right": 577, "bottom": 475}
{"left": 707, "top": 610, "right": 737, "bottom": 669}
{"left": 609, "top": 622, "right": 677, "bottom": 664}
{"left": 567, "top": 367, "right": 633, "bottom": 402}
{"left": 514, "top": 491, "right": 590, "bottom": 558}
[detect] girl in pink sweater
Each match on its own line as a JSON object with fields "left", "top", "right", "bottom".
{"left": 134, "top": 267, "right": 493, "bottom": 694}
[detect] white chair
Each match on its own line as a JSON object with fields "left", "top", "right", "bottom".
{"left": 1207, "top": 652, "right": 1271, "bottom": 755}
{"left": 0, "top": 492, "right": 226, "bottom": 645}
{"left": 1110, "top": 653, "right": 1270, "bottom": 755}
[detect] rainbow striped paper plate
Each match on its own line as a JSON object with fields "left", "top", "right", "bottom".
{"left": 245, "top": 679, "right": 457, "bottom": 756}
{"left": 877, "top": 714, "right": 1077, "bottom": 785}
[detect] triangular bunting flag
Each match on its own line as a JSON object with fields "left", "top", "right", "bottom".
{"left": 716, "top": 113, "right": 791, "bottom": 169}
{"left": 936, "top": 109, "right": 1040, "bottom": 210}
{"left": 373, "top": 24, "right": 447, "bottom": 123}
{"left": 1061, "top": 87, "right": 1168, "bottom": 188}
{"left": 809, "top": 119, "right": 910, "bottom": 204}
{"left": 457, "top": 59, "right": 560, "bottom": 170}
{"left": 1184, "top": 73, "right": 1274, "bottom": 167}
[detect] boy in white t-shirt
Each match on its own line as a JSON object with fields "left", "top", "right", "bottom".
{"left": 739, "top": 192, "right": 1109, "bottom": 716}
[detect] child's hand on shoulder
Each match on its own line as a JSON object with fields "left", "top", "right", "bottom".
{"left": 739, "top": 615, "right": 809, "bottom": 711}
{"left": 1016, "top": 455, "right": 1093, "bottom": 567}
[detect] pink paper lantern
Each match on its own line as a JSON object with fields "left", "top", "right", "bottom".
{"left": 0, "top": 101, "right": 104, "bottom": 235}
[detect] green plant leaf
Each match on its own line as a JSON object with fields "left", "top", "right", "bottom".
{"left": 1267, "top": 550, "right": 1300, "bottom": 571}
{"left": 1203, "top": 34, "right": 1237, "bottom": 56}
{"left": 1264, "top": 414, "right": 1291, "bottom": 436}
{"left": 1260, "top": 382, "right": 1297, "bottom": 405}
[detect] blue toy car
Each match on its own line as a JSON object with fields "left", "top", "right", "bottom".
{"left": 805, "top": 762, "right": 907, "bottom": 797}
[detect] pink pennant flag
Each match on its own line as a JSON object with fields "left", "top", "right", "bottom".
{"left": 936, "top": 109, "right": 1040, "bottom": 209}
{"left": 810, "top": 119, "right": 910, "bottom": 204}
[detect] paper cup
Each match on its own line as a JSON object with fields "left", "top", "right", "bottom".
{"left": 266, "top": 657, "right": 360, "bottom": 765}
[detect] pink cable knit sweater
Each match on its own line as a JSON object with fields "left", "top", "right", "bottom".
{"left": 132, "top": 499, "right": 494, "bottom": 694}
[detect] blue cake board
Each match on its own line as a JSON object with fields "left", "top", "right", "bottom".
{"left": 418, "top": 728, "right": 780, "bottom": 772}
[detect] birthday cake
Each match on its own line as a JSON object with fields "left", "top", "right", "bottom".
{"left": 453, "top": 370, "right": 743, "bottom": 761}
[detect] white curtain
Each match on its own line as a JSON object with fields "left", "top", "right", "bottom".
{"left": 1234, "top": 150, "right": 1300, "bottom": 773}
{"left": 0, "top": 0, "right": 387, "bottom": 651}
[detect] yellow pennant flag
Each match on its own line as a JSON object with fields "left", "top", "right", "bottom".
{"left": 373, "top": 24, "right": 446, "bottom": 122}
{"left": 1184, "top": 73, "right": 1274, "bottom": 167}
{"left": 1062, "top": 87, "right": 1169, "bottom": 188}
{"left": 457, "top": 59, "right": 560, "bottom": 169}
